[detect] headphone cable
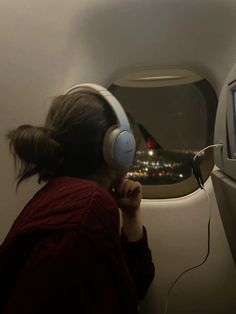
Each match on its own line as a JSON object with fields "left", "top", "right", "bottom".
{"left": 163, "top": 143, "right": 223, "bottom": 314}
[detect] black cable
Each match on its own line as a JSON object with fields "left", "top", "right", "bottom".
{"left": 163, "top": 143, "right": 223, "bottom": 314}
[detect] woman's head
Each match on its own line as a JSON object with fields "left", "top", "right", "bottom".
{"left": 7, "top": 89, "right": 138, "bottom": 187}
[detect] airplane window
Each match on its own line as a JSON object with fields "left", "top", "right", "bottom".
{"left": 109, "top": 72, "right": 217, "bottom": 198}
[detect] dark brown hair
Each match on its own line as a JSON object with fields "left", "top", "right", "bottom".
{"left": 7, "top": 91, "right": 117, "bottom": 186}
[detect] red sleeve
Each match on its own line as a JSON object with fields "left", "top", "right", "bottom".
{"left": 120, "top": 226, "right": 155, "bottom": 300}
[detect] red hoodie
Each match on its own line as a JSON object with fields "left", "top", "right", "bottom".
{"left": 0, "top": 176, "right": 154, "bottom": 314}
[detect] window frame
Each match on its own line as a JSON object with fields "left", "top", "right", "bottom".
{"left": 109, "top": 68, "right": 217, "bottom": 199}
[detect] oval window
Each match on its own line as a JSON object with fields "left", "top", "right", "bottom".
{"left": 109, "top": 68, "right": 218, "bottom": 198}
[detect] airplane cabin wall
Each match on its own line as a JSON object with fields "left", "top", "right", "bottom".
{"left": 1, "top": 1, "right": 236, "bottom": 313}
{"left": 140, "top": 179, "right": 236, "bottom": 313}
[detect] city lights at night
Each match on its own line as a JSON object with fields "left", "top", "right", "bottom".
{"left": 127, "top": 149, "right": 200, "bottom": 185}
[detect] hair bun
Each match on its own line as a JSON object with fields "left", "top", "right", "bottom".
{"left": 7, "top": 124, "right": 62, "bottom": 169}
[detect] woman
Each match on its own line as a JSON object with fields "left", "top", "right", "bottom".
{"left": 0, "top": 85, "right": 155, "bottom": 313}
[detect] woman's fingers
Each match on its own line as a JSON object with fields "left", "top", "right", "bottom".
{"left": 116, "top": 180, "right": 141, "bottom": 198}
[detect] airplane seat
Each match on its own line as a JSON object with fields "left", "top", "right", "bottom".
{"left": 211, "top": 170, "right": 236, "bottom": 264}
{"left": 212, "top": 62, "right": 236, "bottom": 265}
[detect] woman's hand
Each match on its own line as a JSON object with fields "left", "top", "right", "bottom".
{"left": 111, "top": 179, "right": 143, "bottom": 241}
{"left": 113, "top": 179, "right": 142, "bottom": 218}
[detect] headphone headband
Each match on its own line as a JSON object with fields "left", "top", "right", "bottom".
{"left": 64, "top": 83, "right": 131, "bottom": 131}
{"left": 64, "top": 83, "right": 136, "bottom": 169}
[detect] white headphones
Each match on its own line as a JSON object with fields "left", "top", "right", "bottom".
{"left": 64, "top": 83, "right": 136, "bottom": 169}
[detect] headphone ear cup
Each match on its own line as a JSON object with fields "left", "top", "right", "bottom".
{"left": 103, "top": 127, "right": 136, "bottom": 169}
